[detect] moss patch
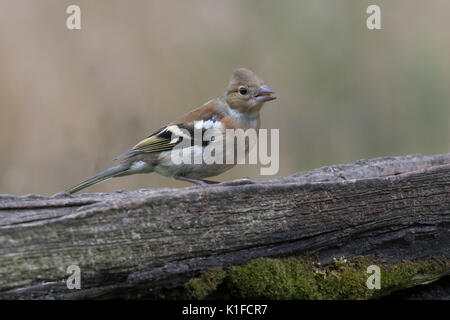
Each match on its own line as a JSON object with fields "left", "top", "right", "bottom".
{"left": 183, "top": 256, "right": 449, "bottom": 300}
{"left": 184, "top": 267, "right": 227, "bottom": 299}
{"left": 227, "top": 258, "right": 320, "bottom": 299}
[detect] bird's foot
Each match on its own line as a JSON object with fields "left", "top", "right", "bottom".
{"left": 201, "top": 179, "right": 221, "bottom": 184}
{"left": 174, "top": 176, "right": 220, "bottom": 186}
{"left": 219, "top": 176, "right": 257, "bottom": 186}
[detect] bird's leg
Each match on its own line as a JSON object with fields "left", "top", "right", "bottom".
{"left": 174, "top": 176, "right": 220, "bottom": 186}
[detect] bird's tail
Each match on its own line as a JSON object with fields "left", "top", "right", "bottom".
{"left": 67, "top": 165, "right": 129, "bottom": 194}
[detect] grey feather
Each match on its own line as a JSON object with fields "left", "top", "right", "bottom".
{"left": 67, "top": 165, "right": 129, "bottom": 194}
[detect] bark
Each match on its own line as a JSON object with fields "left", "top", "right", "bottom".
{"left": 0, "top": 153, "right": 449, "bottom": 299}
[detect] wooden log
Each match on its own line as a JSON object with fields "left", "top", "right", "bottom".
{"left": 0, "top": 153, "right": 449, "bottom": 299}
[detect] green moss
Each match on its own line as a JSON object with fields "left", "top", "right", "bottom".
{"left": 184, "top": 267, "right": 226, "bottom": 299}
{"left": 227, "top": 258, "right": 320, "bottom": 299}
{"left": 379, "top": 259, "right": 449, "bottom": 297}
{"left": 182, "top": 256, "right": 449, "bottom": 300}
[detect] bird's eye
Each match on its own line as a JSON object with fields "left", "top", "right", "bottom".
{"left": 239, "top": 87, "right": 248, "bottom": 95}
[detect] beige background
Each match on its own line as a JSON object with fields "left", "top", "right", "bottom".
{"left": 0, "top": 0, "right": 449, "bottom": 195}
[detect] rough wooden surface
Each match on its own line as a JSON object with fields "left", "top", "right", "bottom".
{"left": 0, "top": 153, "right": 449, "bottom": 299}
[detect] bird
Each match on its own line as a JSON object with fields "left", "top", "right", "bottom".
{"left": 67, "top": 68, "right": 276, "bottom": 194}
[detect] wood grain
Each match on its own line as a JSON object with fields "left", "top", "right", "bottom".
{"left": 0, "top": 153, "right": 449, "bottom": 299}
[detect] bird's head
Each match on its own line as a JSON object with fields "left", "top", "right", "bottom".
{"left": 225, "top": 68, "right": 276, "bottom": 113}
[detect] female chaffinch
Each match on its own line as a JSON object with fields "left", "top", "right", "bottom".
{"left": 68, "top": 68, "right": 276, "bottom": 194}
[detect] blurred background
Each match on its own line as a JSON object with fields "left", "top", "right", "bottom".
{"left": 0, "top": 0, "right": 449, "bottom": 195}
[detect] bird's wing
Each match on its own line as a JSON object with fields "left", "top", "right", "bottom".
{"left": 115, "top": 125, "right": 191, "bottom": 160}
{"left": 133, "top": 125, "right": 191, "bottom": 152}
{"left": 116, "top": 100, "right": 226, "bottom": 160}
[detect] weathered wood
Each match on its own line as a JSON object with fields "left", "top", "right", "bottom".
{"left": 0, "top": 153, "right": 449, "bottom": 299}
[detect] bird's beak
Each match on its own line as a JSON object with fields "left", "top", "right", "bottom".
{"left": 255, "top": 85, "right": 276, "bottom": 102}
